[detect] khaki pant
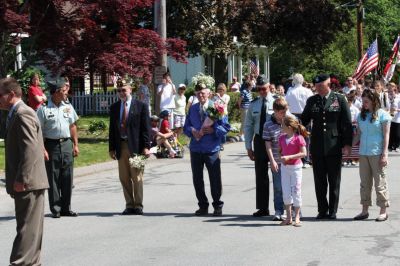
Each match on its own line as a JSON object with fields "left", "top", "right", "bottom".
{"left": 11, "top": 190, "right": 45, "bottom": 266}
{"left": 359, "top": 155, "right": 389, "bottom": 208}
{"left": 118, "top": 141, "right": 144, "bottom": 209}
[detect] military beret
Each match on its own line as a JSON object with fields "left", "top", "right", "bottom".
{"left": 47, "top": 79, "right": 67, "bottom": 94}
{"left": 256, "top": 76, "right": 266, "bottom": 86}
{"left": 313, "top": 74, "right": 330, "bottom": 84}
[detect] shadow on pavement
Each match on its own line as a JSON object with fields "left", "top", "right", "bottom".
{"left": 0, "top": 216, "right": 15, "bottom": 221}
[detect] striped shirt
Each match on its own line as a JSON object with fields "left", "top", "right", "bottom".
{"left": 262, "top": 115, "right": 282, "bottom": 164}
{"left": 240, "top": 89, "right": 253, "bottom": 109}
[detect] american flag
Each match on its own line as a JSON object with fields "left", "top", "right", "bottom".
{"left": 383, "top": 36, "right": 400, "bottom": 83}
{"left": 353, "top": 39, "right": 379, "bottom": 80}
{"left": 249, "top": 58, "right": 259, "bottom": 76}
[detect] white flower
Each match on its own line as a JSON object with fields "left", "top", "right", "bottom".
{"left": 191, "top": 72, "right": 215, "bottom": 90}
{"left": 128, "top": 154, "right": 147, "bottom": 169}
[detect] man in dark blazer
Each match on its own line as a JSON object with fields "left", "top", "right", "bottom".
{"left": 302, "top": 74, "right": 353, "bottom": 219}
{"left": 0, "top": 78, "right": 49, "bottom": 265}
{"left": 109, "top": 80, "right": 151, "bottom": 215}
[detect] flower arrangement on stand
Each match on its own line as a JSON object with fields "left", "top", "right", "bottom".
{"left": 191, "top": 72, "right": 215, "bottom": 90}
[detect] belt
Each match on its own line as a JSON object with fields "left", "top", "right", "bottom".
{"left": 45, "top": 138, "right": 70, "bottom": 143}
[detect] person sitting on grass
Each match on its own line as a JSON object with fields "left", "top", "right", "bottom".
{"left": 158, "top": 110, "right": 177, "bottom": 158}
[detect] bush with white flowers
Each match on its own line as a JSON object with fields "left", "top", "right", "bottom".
{"left": 191, "top": 72, "right": 215, "bottom": 91}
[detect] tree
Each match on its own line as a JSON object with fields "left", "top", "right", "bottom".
{"left": 0, "top": 0, "right": 187, "bottom": 88}
{"left": 166, "top": 0, "right": 352, "bottom": 84}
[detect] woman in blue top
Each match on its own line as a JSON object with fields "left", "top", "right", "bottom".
{"left": 353, "top": 89, "right": 391, "bottom": 222}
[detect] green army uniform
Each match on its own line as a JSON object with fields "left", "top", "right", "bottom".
{"left": 302, "top": 90, "right": 352, "bottom": 217}
{"left": 37, "top": 98, "right": 79, "bottom": 216}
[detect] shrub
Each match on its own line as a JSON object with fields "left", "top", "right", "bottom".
{"left": 191, "top": 72, "right": 215, "bottom": 90}
{"left": 88, "top": 120, "right": 107, "bottom": 135}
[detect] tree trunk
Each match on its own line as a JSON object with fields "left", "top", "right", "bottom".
{"left": 213, "top": 54, "right": 228, "bottom": 88}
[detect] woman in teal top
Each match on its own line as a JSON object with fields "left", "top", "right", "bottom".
{"left": 353, "top": 89, "right": 391, "bottom": 222}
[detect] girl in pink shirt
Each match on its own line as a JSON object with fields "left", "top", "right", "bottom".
{"left": 278, "top": 115, "right": 309, "bottom": 227}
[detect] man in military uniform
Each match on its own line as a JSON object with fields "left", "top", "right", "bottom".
{"left": 244, "top": 76, "right": 275, "bottom": 217}
{"left": 301, "top": 74, "right": 352, "bottom": 219}
{"left": 37, "top": 79, "right": 79, "bottom": 218}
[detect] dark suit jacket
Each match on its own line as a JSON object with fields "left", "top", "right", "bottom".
{"left": 301, "top": 91, "right": 353, "bottom": 157}
{"left": 109, "top": 98, "right": 150, "bottom": 160}
{"left": 5, "top": 101, "right": 49, "bottom": 195}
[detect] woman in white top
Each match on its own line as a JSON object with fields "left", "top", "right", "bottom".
{"left": 213, "top": 83, "right": 230, "bottom": 151}
{"left": 174, "top": 84, "right": 187, "bottom": 139}
{"left": 388, "top": 83, "right": 400, "bottom": 151}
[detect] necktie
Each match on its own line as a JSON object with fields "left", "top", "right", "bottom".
{"left": 259, "top": 97, "right": 266, "bottom": 136}
{"left": 199, "top": 104, "right": 205, "bottom": 122}
{"left": 120, "top": 101, "right": 128, "bottom": 136}
{"left": 322, "top": 96, "right": 326, "bottom": 107}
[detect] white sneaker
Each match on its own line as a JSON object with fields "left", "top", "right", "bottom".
{"left": 302, "top": 163, "right": 310, "bottom": 169}
{"left": 239, "top": 135, "right": 245, "bottom": 142}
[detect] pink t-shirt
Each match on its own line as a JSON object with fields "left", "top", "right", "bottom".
{"left": 278, "top": 133, "right": 306, "bottom": 165}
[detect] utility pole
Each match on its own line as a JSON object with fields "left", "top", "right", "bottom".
{"left": 357, "top": 0, "right": 364, "bottom": 60}
{"left": 153, "top": 0, "right": 167, "bottom": 115}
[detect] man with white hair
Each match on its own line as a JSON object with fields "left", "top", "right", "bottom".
{"left": 285, "top": 73, "right": 313, "bottom": 167}
{"left": 184, "top": 86, "right": 230, "bottom": 216}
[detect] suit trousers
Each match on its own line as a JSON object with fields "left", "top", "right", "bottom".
{"left": 254, "top": 134, "right": 270, "bottom": 211}
{"left": 312, "top": 155, "right": 342, "bottom": 215}
{"left": 118, "top": 141, "right": 144, "bottom": 209}
{"left": 10, "top": 189, "right": 45, "bottom": 266}
{"left": 45, "top": 139, "right": 74, "bottom": 214}
{"left": 190, "top": 151, "right": 223, "bottom": 209}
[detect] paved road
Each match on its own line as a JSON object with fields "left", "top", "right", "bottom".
{"left": 1, "top": 142, "right": 399, "bottom": 265}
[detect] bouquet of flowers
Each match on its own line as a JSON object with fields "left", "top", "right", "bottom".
{"left": 196, "top": 101, "right": 225, "bottom": 140}
{"left": 129, "top": 154, "right": 147, "bottom": 170}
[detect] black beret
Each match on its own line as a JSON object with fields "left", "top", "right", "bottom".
{"left": 256, "top": 76, "right": 266, "bottom": 86}
{"left": 47, "top": 79, "right": 66, "bottom": 94}
{"left": 313, "top": 74, "right": 330, "bottom": 84}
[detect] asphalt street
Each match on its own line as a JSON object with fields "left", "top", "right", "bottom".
{"left": 0, "top": 142, "right": 399, "bottom": 265}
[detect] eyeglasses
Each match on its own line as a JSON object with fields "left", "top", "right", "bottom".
{"left": 117, "top": 89, "right": 127, "bottom": 93}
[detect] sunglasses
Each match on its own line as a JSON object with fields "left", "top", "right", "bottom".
{"left": 117, "top": 89, "right": 127, "bottom": 93}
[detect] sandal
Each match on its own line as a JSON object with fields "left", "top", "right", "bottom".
{"left": 293, "top": 221, "right": 302, "bottom": 227}
{"left": 375, "top": 213, "right": 388, "bottom": 222}
{"left": 280, "top": 220, "right": 292, "bottom": 226}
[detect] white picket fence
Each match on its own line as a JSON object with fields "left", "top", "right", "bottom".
{"left": 71, "top": 91, "right": 118, "bottom": 115}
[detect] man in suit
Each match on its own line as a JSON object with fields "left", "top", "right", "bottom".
{"left": 0, "top": 78, "right": 49, "bottom": 265}
{"left": 183, "top": 84, "right": 230, "bottom": 216}
{"left": 244, "top": 76, "right": 275, "bottom": 217}
{"left": 301, "top": 74, "right": 353, "bottom": 219}
{"left": 109, "top": 80, "right": 151, "bottom": 215}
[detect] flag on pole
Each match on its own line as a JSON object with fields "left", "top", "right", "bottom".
{"left": 353, "top": 39, "right": 379, "bottom": 80}
{"left": 383, "top": 36, "right": 400, "bottom": 83}
{"left": 249, "top": 58, "right": 259, "bottom": 76}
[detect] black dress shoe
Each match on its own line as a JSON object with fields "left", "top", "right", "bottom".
{"left": 133, "top": 208, "right": 143, "bottom": 215}
{"left": 52, "top": 212, "right": 61, "bottom": 218}
{"left": 194, "top": 208, "right": 208, "bottom": 216}
{"left": 213, "top": 207, "right": 222, "bottom": 217}
{"left": 316, "top": 212, "right": 328, "bottom": 219}
{"left": 253, "top": 209, "right": 270, "bottom": 217}
{"left": 121, "top": 208, "right": 135, "bottom": 215}
{"left": 61, "top": 211, "right": 78, "bottom": 217}
{"left": 328, "top": 213, "right": 337, "bottom": 220}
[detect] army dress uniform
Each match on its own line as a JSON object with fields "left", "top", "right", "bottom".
{"left": 37, "top": 98, "right": 79, "bottom": 216}
{"left": 244, "top": 93, "right": 274, "bottom": 213}
{"left": 301, "top": 90, "right": 352, "bottom": 217}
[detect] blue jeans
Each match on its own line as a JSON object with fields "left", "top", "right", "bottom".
{"left": 271, "top": 165, "right": 284, "bottom": 215}
{"left": 190, "top": 151, "right": 224, "bottom": 209}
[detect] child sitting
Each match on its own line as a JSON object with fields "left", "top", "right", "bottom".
{"left": 158, "top": 110, "right": 177, "bottom": 158}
